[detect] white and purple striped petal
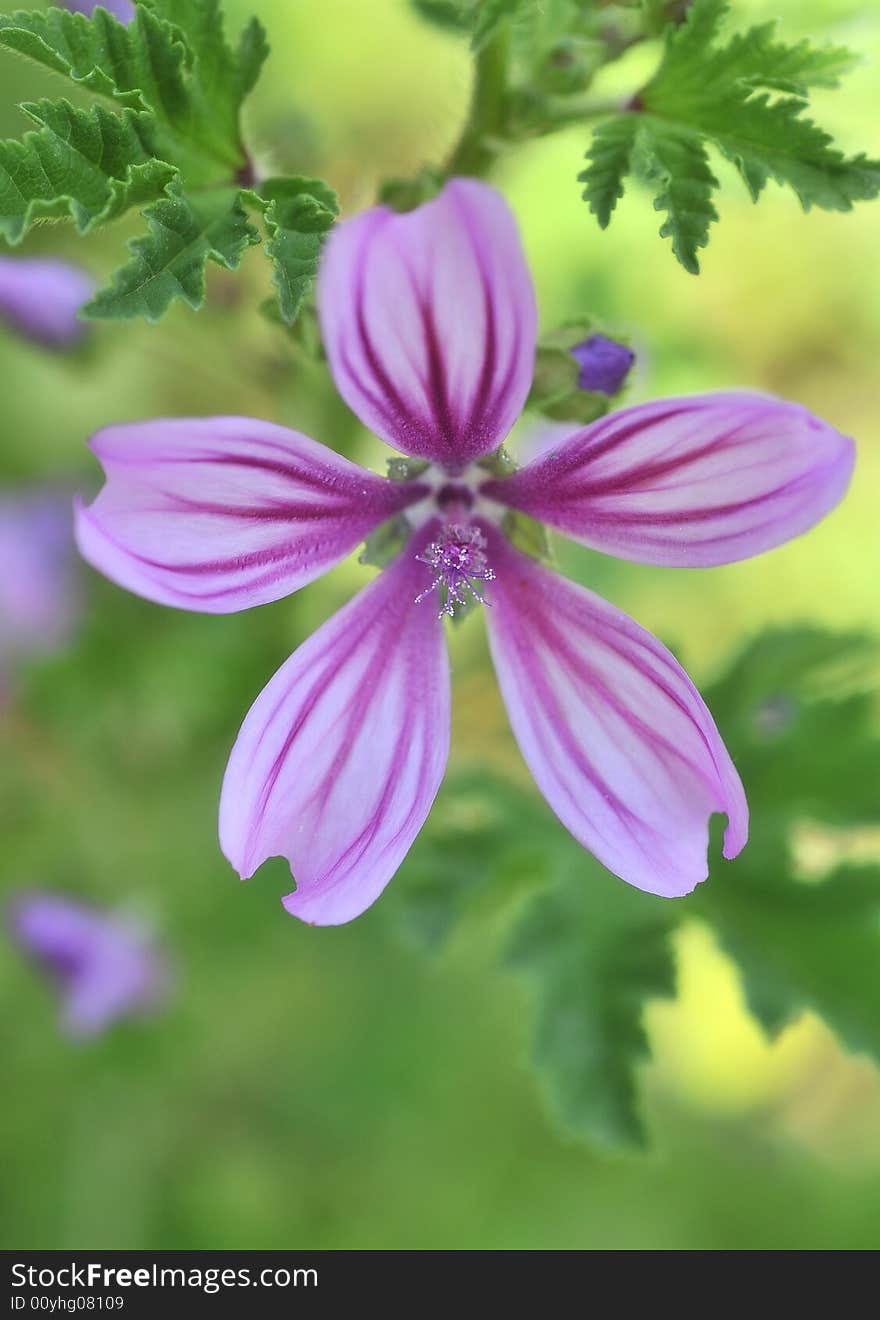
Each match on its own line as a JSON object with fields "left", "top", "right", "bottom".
{"left": 0, "top": 256, "right": 94, "bottom": 349}
{"left": 220, "top": 531, "right": 450, "bottom": 926}
{"left": 8, "top": 892, "right": 167, "bottom": 1038}
{"left": 75, "top": 417, "right": 427, "bottom": 613}
{"left": 483, "top": 530, "right": 747, "bottom": 898}
{"left": 483, "top": 393, "right": 854, "bottom": 567}
{"left": 318, "top": 179, "right": 537, "bottom": 469}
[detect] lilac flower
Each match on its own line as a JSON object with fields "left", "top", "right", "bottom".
{"left": 570, "top": 333, "right": 635, "bottom": 395}
{"left": 74, "top": 180, "right": 854, "bottom": 925}
{"left": 8, "top": 893, "right": 167, "bottom": 1037}
{"left": 62, "top": 0, "right": 135, "bottom": 23}
{"left": 0, "top": 490, "right": 81, "bottom": 682}
{"left": 0, "top": 256, "right": 94, "bottom": 349}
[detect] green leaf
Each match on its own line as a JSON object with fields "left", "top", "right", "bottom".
{"left": 84, "top": 184, "right": 259, "bottom": 322}
{"left": 634, "top": 119, "right": 719, "bottom": 275}
{"left": 393, "top": 627, "right": 880, "bottom": 1150}
{"left": 718, "top": 25, "right": 857, "bottom": 95}
{"left": 581, "top": 0, "right": 880, "bottom": 271}
{"left": 395, "top": 768, "right": 678, "bottom": 1148}
{"left": 0, "top": 7, "right": 152, "bottom": 111}
{"left": 579, "top": 115, "right": 637, "bottom": 228}
{"left": 508, "top": 864, "right": 676, "bottom": 1149}
{"left": 696, "top": 841, "right": 880, "bottom": 1055}
{"left": 395, "top": 770, "right": 561, "bottom": 951}
{"left": 140, "top": 0, "right": 268, "bottom": 165}
{"left": 0, "top": 98, "right": 176, "bottom": 244}
{"left": 245, "top": 176, "right": 339, "bottom": 325}
{"left": 0, "top": 5, "right": 252, "bottom": 182}
{"left": 694, "top": 628, "right": 880, "bottom": 1054}
{"left": 702, "top": 629, "right": 880, "bottom": 828}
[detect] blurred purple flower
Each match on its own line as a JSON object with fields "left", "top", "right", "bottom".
{"left": 75, "top": 180, "right": 855, "bottom": 926}
{"left": 0, "top": 490, "right": 81, "bottom": 682}
{"left": 0, "top": 256, "right": 94, "bottom": 349}
{"left": 62, "top": 0, "right": 135, "bottom": 23}
{"left": 570, "top": 333, "right": 635, "bottom": 395}
{"left": 8, "top": 893, "right": 168, "bottom": 1038}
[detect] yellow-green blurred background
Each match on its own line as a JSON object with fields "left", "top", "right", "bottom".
{"left": 1, "top": 0, "right": 879, "bottom": 1248}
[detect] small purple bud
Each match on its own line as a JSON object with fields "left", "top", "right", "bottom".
{"left": 0, "top": 256, "right": 95, "bottom": 350}
{"left": 570, "top": 333, "right": 634, "bottom": 396}
{"left": 62, "top": 0, "right": 136, "bottom": 23}
{"left": 8, "top": 893, "right": 169, "bottom": 1039}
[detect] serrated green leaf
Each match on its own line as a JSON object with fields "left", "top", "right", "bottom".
{"left": 635, "top": 119, "right": 718, "bottom": 274}
{"left": 0, "top": 7, "right": 151, "bottom": 111}
{"left": 582, "top": 0, "right": 880, "bottom": 271}
{"left": 140, "top": 0, "right": 268, "bottom": 163}
{"left": 236, "top": 15, "right": 271, "bottom": 98}
{"left": 0, "top": 5, "right": 251, "bottom": 183}
{"left": 721, "top": 24, "right": 857, "bottom": 95}
{"left": 84, "top": 185, "right": 259, "bottom": 322}
{"left": 0, "top": 98, "right": 176, "bottom": 244}
{"left": 508, "top": 865, "right": 676, "bottom": 1148}
{"left": 579, "top": 115, "right": 637, "bottom": 228}
{"left": 664, "top": 0, "right": 727, "bottom": 54}
{"left": 245, "top": 176, "right": 339, "bottom": 325}
{"left": 696, "top": 843, "right": 880, "bottom": 1055}
{"left": 643, "top": 0, "right": 880, "bottom": 215}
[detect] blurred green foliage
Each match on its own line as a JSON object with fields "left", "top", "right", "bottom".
{"left": 1, "top": 0, "right": 879, "bottom": 1249}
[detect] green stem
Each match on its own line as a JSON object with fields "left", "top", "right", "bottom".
{"left": 534, "top": 97, "right": 627, "bottom": 136}
{"left": 447, "top": 28, "right": 512, "bottom": 177}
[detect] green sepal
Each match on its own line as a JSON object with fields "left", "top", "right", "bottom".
{"left": 476, "top": 445, "right": 517, "bottom": 478}
{"left": 501, "top": 509, "right": 551, "bottom": 562}
{"left": 386, "top": 457, "right": 431, "bottom": 483}
{"left": 378, "top": 167, "right": 445, "bottom": 214}
{"left": 359, "top": 514, "right": 413, "bottom": 570}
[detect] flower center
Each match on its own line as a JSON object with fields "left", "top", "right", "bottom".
{"left": 414, "top": 523, "right": 495, "bottom": 619}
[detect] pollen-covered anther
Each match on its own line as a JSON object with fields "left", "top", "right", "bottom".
{"left": 414, "top": 523, "right": 496, "bottom": 619}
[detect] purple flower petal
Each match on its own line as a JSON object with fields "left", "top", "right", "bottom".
{"left": 318, "top": 179, "right": 537, "bottom": 469}
{"left": 63, "top": 0, "right": 135, "bottom": 23}
{"left": 483, "top": 528, "right": 747, "bottom": 897}
{"left": 220, "top": 530, "right": 450, "bottom": 926}
{"left": 0, "top": 489, "right": 81, "bottom": 665}
{"left": 0, "top": 256, "right": 94, "bottom": 349}
{"left": 570, "top": 333, "right": 635, "bottom": 396}
{"left": 75, "top": 417, "right": 428, "bottom": 613}
{"left": 483, "top": 392, "right": 854, "bottom": 567}
{"left": 8, "top": 892, "right": 167, "bottom": 1038}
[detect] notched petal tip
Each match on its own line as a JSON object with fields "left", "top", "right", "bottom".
{"left": 219, "top": 532, "right": 451, "bottom": 927}
{"left": 482, "top": 529, "right": 749, "bottom": 900}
